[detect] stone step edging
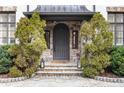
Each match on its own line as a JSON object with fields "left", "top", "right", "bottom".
{"left": 0, "top": 74, "right": 36, "bottom": 83}
{"left": 95, "top": 76, "right": 124, "bottom": 83}
{"left": 0, "top": 77, "right": 27, "bottom": 83}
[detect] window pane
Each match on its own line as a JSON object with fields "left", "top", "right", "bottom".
{"left": 0, "top": 24, "right": 1, "bottom": 30}
{"left": 116, "top": 38, "right": 123, "bottom": 45}
{"left": 108, "top": 14, "right": 115, "bottom": 22}
{"left": 9, "top": 24, "right": 15, "bottom": 30}
{"left": 116, "top": 14, "right": 123, "bottom": 23}
{"left": 10, "top": 37, "right": 15, "bottom": 43}
{"left": 1, "top": 24, "right": 8, "bottom": 30}
{"left": 116, "top": 24, "right": 123, "bottom": 38}
{"left": 116, "top": 31, "right": 123, "bottom": 38}
{"left": 116, "top": 24, "right": 123, "bottom": 32}
{"left": 9, "top": 14, "right": 15, "bottom": 22}
{"left": 9, "top": 31, "right": 15, "bottom": 37}
{"left": 0, "top": 30, "right": 2, "bottom": 39}
{"left": 110, "top": 24, "right": 115, "bottom": 45}
{"left": 2, "top": 37, "right": 7, "bottom": 43}
{"left": 116, "top": 24, "right": 123, "bottom": 45}
{"left": 2, "top": 30, "right": 7, "bottom": 37}
{"left": 1, "top": 14, "right": 8, "bottom": 22}
{"left": 0, "top": 15, "right": 2, "bottom": 22}
{"left": 110, "top": 24, "right": 115, "bottom": 32}
{"left": 0, "top": 30, "right": 2, "bottom": 33}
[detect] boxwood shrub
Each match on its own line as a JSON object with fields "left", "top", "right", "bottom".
{"left": 109, "top": 46, "right": 124, "bottom": 76}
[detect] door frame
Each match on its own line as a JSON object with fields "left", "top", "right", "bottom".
{"left": 53, "top": 23, "right": 70, "bottom": 60}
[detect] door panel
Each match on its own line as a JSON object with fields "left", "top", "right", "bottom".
{"left": 53, "top": 24, "right": 69, "bottom": 60}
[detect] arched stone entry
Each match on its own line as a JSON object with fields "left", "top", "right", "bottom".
{"left": 53, "top": 23, "right": 69, "bottom": 60}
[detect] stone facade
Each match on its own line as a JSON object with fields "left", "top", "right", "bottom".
{"left": 42, "top": 21, "right": 82, "bottom": 62}
{"left": 0, "top": 6, "right": 16, "bottom": 12}
{"left": 107, "top": 7, "right": 124, "bottom": 12}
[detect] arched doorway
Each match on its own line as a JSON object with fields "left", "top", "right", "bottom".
{"left": 53, "top": 23, "right": 69, "bottom": 60}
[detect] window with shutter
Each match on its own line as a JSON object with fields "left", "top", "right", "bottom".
{"left": 72, "top": 30, "right": 78, "bottom": 49}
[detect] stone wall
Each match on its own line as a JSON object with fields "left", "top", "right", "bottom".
{"left": 42, "top": 21, "right": 82, "bottom": 62}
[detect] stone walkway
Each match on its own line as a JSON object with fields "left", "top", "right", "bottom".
{"left": 0, "top": 76, "right": 124, "bottom": 87}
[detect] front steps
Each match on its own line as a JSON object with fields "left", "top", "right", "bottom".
{"left": 42, "top": 67, "right": 81, "bottom": 71}
{"left": 36, "top": 60, "right": 82, "bottom": 77}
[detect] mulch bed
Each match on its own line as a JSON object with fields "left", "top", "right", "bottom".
{"left": 100, "top": 72, "right": 118, "bottom": 78}
{"left": 0, "top": 74, "right": 10, "bottom": 78}
{"left": 99, "top": 71, "right": 124, "bottom": 78}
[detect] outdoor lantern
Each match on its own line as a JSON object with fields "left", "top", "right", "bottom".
{"left": 40, "top": 58, "right": 45, "bottom": 69}
{"left": 76, "top": 53, "right": 81, "bottom": 68}
{"left": 77, "top": 58, "right": 81, "bottom": 68}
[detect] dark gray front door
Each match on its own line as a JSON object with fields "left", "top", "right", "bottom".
{"left": 53, "top": 23, "right": 69, "bottom": 60}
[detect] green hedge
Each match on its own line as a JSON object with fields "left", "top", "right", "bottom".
{"left": 109, "top": 46, "right": 124, "bottom": 76}
{"left": 0, "top": 45, "right": 13, "bottom": 74}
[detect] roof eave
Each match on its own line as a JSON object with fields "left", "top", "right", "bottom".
{"left": 23, "top": 12, "right": 96, "bottom": 16}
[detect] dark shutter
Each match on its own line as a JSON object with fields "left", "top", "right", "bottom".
{"left": 45, "top": 30, "right": 50, "bottom": 49}
{"left": 72, "top": 30, "right": 78, "bottom": 49}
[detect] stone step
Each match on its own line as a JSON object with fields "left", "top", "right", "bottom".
{"left": 38, "top": 67, "right": 81, "bottom": 71}
{"left": 45, "top": 63, "right": 77, "bottom": 67}
{"left": 38, "top": 76, "right": 82, "bottom": 79}
{"left": 36, "top": 70, "right": 82, "bottom": 76}
{"left": 37, "top": 61, "right": 81, "bottom": 77}
{"left": 45, "top": 67, "right": 78, "bottom": 69}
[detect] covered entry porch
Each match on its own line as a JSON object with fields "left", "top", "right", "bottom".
{"left": 23, "top": 5, "right": 95, "bottom": 62}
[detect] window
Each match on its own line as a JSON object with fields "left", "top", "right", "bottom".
{"left": 116, "top": 14, "right": 123, "bottom": 23}
{"left": 2, "top": 30, "right": 7, "bottom": 37}
{"left": 9, "top": 31, "right": 15, "bottom": 37}
{"left": 0, "top": 24, "right": 2, "bottom": 30}
{"left": 2, "top": 37, "right": 7, "bottom": 43}
{"left": 45, "top": 30, "right": 50, "bottom": 49}
{"left": 108, "top": 13, "right": 124, "bottom": 45}
{"left": 72, "top": 30, "right": 78, "bottom": 49}
{"left": 0, "top": 12, "right": 16, "bottom": 44}
{"left": 0, "top": 14, "right": 8, "bottom": 22}
{"left": 10, "top": 37, "right": 15, "bottom": 43}
{"left": 110, "top": 24, "right": 115, "bottom": 44}
{"left": 0, "top": 15, "right": 2, "bottom": 22}
{"left": 108, "top": 14, "right": 115, "bottom": 22}
{"left": 9, "top": 24, "right": 15, "bottom": 30}
{"left": 9, "top": 14, "right": 16, "bottom": 22}
{"left": 116, "top": 24, "right": 123, "bottom": 45}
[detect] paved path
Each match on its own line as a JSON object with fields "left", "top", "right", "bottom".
{"left": 0, "top": 76, "right": 124, "bottom": 87}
